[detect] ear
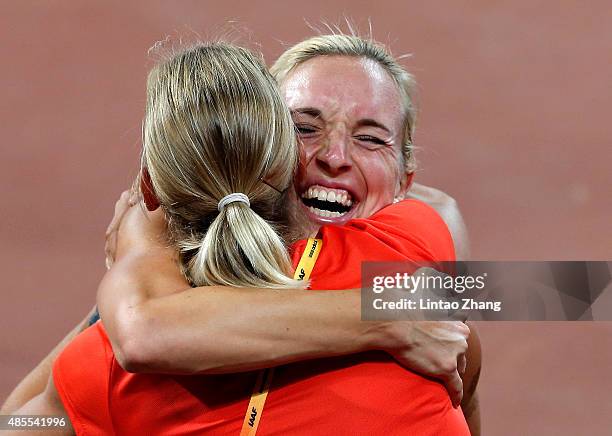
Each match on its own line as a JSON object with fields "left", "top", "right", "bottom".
{"left": 396, "top": 171, "right": 414, "bottom": 201}
{"left": 140, "top": 167, "right": 160, "bottom": 211}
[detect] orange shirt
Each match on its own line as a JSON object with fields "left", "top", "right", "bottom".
{"left": 53, "top": 200, "right": 468, "bottom": 435}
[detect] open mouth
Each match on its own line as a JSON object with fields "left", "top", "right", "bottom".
{"left": 300, "top": 185, "right": 354, "bottom": 218}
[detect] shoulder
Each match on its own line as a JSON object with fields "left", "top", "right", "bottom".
{"left": 406, "top": 183, "right": 470, "bottom": 260}
{"left": 461, "top": 322, "right": 482, "bottom": 424}
{"left": 370, "top": 198, "right": 449, "bottom": 228}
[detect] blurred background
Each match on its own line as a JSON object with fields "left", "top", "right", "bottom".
{"left": 1, "top": 1, "right": 611, "bottom": 434}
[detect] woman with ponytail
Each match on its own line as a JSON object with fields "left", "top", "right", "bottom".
{"left": 138, "top": 43, "right": 300, "bottom": 290}
{"left": 1, "top": 42, "right": 307, "bottom": 436}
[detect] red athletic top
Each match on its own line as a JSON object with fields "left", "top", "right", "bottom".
{"left": 53, "top": 200, "right": 469, "bottom": 435}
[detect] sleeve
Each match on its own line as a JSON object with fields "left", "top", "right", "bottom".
{"left": 52, "top": 322, "right": 114, "bottom": 435}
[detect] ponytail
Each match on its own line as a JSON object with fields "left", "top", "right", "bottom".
{"left": 182, "top": 202, "right": 299, "bottom": 288}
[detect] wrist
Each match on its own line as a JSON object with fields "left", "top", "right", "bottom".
{"left": 363, "top": 320, "right": 415, "bottom": 353}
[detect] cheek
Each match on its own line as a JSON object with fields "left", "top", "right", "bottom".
{"left": 296, "top": 139, "right": 319, "bottom": 184}
{"left": 355, "top": 149, "right": 401, "bottom": 202}
{"left": 297, "top": 143, "right": 308, "bottom": 172}
{"left": 286, "top": 188, "right": 300, "bottom": 210}
{"left": 298, "top": 137, "right": 323, "bottom": 163}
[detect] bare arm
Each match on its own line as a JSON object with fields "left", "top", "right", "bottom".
{"left": 461, "top": 322, "right": 482, "bottom": 436}
{"left": 407, "top": 183, "right": 470, "bottom": 261}
{"left": 0, "top": 377, "right": 74, "bottom": 436}
{"left": 99, "top": 253, "right": 470, "bottom": 406}
{"left": 98, "top": 197, "right": 470, "bottom": 406}
{"left": 100, "top": 249, "right": 375, "bottom": 374}
{"left": 0, "top": 307, "right": 96, "bottom": 414}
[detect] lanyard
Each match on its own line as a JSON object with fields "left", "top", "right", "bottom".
{"left": 239, "top": 238, "right": 322, "bottom": 436}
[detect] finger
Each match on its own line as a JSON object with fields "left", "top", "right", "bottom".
{"left": 104, "top": 236, "right": 114, "bottom": 269}
{"left": 454, "top": 321, "right": 471, "bottom": 339}
{"left": 128, "top": 189, "right": 140, "bottom": 207}
{"left": 116, "top": 190, "right": 131, "bottom": 213}
{"left": 106, "top": 201, "right": 125, "bottom": 236}
{"left": 449, "top": 309, "right": 469, "bottom": 322}
{"left": 106, "top": 191, "right": 133, "bottom": 236}
{"left": 445, "top": 371, "right": 464, "bottom": 408}
{"left": 104, "top": 234, "right": 116, "bottom": 268}
{"left": 457, "top": 353, "right": 467, "bottom": 376}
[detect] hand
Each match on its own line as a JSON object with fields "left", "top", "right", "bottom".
{"left": 105, "top": 190, "right": 139, "bottom": 269}
{"left": 113, "top": 196, "right": 168, "bottom": 260}
{"left": 377, "top": 266, "right": 469, "bottom": 407}
{"left": 380, "top": 320, "right": 469, "bottom": 408}
{"left": 104, "top": 189, "right": 167, "bottom": 266}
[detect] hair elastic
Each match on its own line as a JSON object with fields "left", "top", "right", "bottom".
{"left": 218, "top": 193, "right": 250, "bottom": 211}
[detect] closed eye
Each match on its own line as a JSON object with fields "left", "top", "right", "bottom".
{"left": 355, "top": 135, "right": 388, "bottom": 145}
{"left": 296, "top": 124, "right": 318, "bottom": 135}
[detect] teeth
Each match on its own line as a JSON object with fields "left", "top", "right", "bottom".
{"left": 308, "top": 206, "right": 346, "bottom": 218}
{"left": 301, "top": 185, "right": 353, "bottom": 206}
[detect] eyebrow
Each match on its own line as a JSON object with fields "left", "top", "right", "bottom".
{"left": 355, "top": 119, "right": 392, "bottom": 135}
{"left": 290, "top": 107, "right": 322, "bottom": 119}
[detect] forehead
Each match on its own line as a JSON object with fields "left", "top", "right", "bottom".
{"left": 281, "top": 56, "right": 403, "bottom": 126}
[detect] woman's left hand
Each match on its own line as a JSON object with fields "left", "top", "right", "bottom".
{"left": 104, "top": 190, "right": 167, "bottom": 268}
{"left": 117, "top": 201, "right": 167, "bottom": 258}
{"left": 105, "top": 190, "right": 137, "bottom": 269}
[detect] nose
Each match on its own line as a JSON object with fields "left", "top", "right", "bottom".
{"left": 315, "top": 130, "right": 352, "bottom": 176}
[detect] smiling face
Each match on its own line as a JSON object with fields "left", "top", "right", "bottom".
{"left": 281, "top": 55, "right": 411, "bottom": 235}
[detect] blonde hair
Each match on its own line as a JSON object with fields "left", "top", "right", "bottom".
{"left": 271, "top": 34, "right": 417, "bottom": 173}
{"left": 141, "top": 42, "right": 300, "bottom": 288}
